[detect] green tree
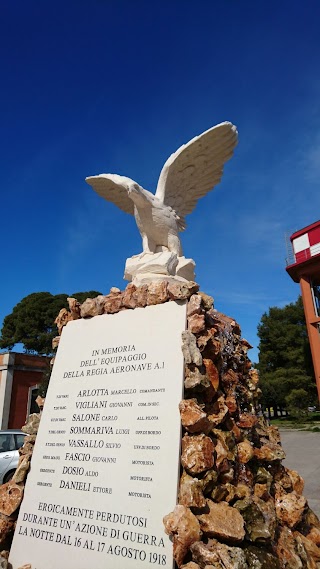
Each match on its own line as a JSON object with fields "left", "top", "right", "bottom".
{"left": 257, "top": 296, "right": 317, "bottom": 416}
{"left": 0, "top": 290, "right": 102, "bottom": 355}
{"left": 285, "top": 388, "right": 310, "bottom": 421}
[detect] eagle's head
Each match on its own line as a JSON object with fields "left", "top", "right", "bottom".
{"left": 128, "top": 183, "right": 150, "bottom": 208}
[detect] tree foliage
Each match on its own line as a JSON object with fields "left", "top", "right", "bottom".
{"left": 0, "top": 290, "right": 102, "bottom": 355}
{"left": 285, "top": 388, "right": 310, "bottom": 420}
{"left": 257, "top": 296, "right": 317, "bottom": 413}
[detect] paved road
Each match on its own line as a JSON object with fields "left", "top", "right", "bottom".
{"left": 280, "top": 429, "right": 320, "bottom": 517}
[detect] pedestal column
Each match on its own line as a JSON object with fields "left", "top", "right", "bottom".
{"left": 299, "top": 275, "right": 320, "bottom": 402}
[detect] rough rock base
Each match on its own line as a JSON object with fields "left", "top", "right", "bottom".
{"left": 2, "top": 281, "right": 320, "bottom": 569}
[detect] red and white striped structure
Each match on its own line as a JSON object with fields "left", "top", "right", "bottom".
{"left": 290, "top": 221, "right": 320, "bottom": 266}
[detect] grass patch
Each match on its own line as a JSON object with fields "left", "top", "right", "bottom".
{"left": 271, "top": 418, "right": 300, "bottom": 429}
{"left": 270, "top": 415, "right": 320, "bottom": 430}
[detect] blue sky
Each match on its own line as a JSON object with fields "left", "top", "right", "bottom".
{"left": 1, "top": 0, "right": 320, "bottom": 362}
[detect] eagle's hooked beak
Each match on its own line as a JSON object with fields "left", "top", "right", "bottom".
{"left": 128, "top": 184, "right": 139, "bottom": 195}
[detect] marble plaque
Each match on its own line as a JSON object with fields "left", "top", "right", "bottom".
{"left": 10, "top": 301, "right": 186, "bottom": 569}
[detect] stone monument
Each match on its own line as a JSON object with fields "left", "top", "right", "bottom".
{"left": 5, "top": 123, "right": 320, "bottom": 569}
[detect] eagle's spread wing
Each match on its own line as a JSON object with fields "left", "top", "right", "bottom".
{"left": 85, "top": 174, "right": 135, "bottom": 215}
{"left": 155, "top": 122, "right": 238, "bottom": 226}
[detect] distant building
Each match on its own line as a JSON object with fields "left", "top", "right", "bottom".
{"left": 286, "top": 219, "right": 320, "bottom": 401}
{"left": 0, "top": 353, "right": 48, "bottom": 429}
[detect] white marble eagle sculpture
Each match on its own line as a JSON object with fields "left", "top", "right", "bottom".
{"left": 86, "top": 122, "right": 238, "bottom": 257}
